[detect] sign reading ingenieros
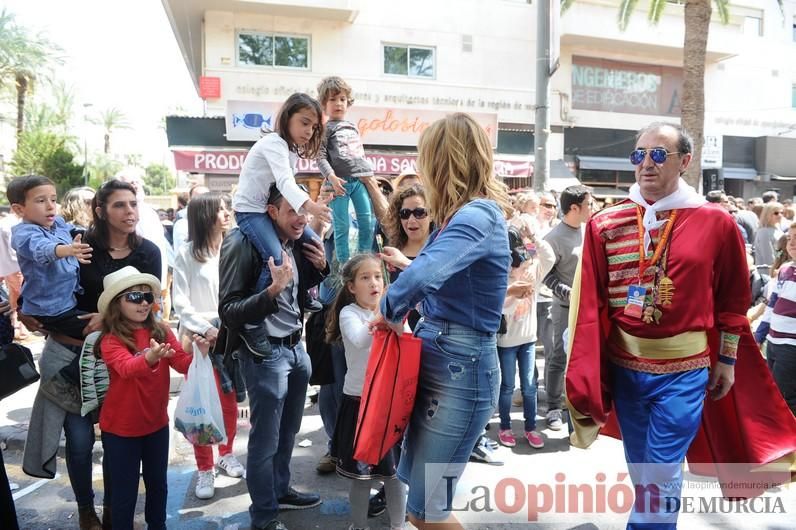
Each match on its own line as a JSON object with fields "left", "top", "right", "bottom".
{"left": 225, "top": 100, "right": 498, "bottom": 146}
{"left": 172, "top": 149, "right": 530, "bottom": 178}
{"left": 571, "top": 56, "right": 683, "bottom": 117}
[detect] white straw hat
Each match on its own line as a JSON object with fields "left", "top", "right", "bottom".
{"left": 97, "top": 266, "right": 161, "bottom": 315}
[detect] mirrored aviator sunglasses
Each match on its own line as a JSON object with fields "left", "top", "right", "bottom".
{"left": 121, "top": 291, "right": 155, "bottom": 305}
{"left": 399, "top": 207, "right": 429, "bottom": 220}
{"left": 630, "top": 148, "right": 677, "bottom": 166}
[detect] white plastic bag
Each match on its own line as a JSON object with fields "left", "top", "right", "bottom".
{"left": 174, "top": 345, "right": 227, "bottom": 446}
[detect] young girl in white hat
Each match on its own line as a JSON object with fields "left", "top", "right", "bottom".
{"left": 96, "top": 266, "right": 209, "bottom": 530}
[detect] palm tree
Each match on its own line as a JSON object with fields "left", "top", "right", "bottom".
{"left": 91, "top": 107, "right": 130, "bottom": 154}
{"left": 562, "top": 0, "right": 783, "bottom": 188}
{"left": 0, "top": 9, "right": 61, "bottom": 138}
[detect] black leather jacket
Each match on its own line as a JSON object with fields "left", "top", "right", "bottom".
{"left": 214, "top": 227, "right": 329, "bottom": 357}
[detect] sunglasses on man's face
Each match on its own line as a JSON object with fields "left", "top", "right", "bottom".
{"left": 120, "top": 291, "right": 155, "bottom": 305}
{"left": 399, "top": 207, "right": 429, "bottom": 220}
{"left": 629, "top": 148, "right": 681, "bottom": 166}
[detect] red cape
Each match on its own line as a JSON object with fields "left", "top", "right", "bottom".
{"left": 566, "top": 215, "right": 796, "bottom": 498}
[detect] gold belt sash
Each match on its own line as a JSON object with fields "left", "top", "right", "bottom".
{"left": 611, "top": 327, "right": 708, "bottom": 360}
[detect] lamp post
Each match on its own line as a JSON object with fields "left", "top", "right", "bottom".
{"left": 82, "top": 103, "right": 93, "bottom": 186}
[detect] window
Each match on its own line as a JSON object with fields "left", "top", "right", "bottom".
{"left": 792, "top": 85, "right": 796, "bottom": 109}
{"left": 792, "top": 18, "right": 796, "bottom": 42}
{"left": 383, "top": 44, "right": 435, "bottom": 78}
{"left": 743, "top": 16, "right": 763, "bottom": 37}
{"left": 238, "top": 31, "right": 309, "bottom": 69}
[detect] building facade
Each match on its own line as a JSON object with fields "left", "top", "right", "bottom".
{"left": 162, "top": 0, "right": 796, "bottom": 199}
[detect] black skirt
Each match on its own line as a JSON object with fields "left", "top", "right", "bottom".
{"left": 330, "top": 394, "right": 400, "bottom": 480}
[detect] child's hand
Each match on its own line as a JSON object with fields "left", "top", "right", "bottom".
{"left": 145, "top": 339, "right": 175, "bottom": 366}
{"left": 327, "top": 174, "right": 346, "bottom": 196}
{"left": 57, "top": 233, "right": 93, "bottom": 264}
{"left": 192, "top": 334, "right": 211, "bottom": 357}
{"left": 304, "top": 199, "right": 332, "bottom": 224}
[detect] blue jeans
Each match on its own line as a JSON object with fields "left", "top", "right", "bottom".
{"left": 611, "top": 364, "right": 708, "bottom": 529}
{"left": 235, "top": 211, "right": 319, "bottom": 293}
{"left": 398, "top": 318, "right": 499, "bottom": 522}
{"left": 497, "top": 342, "right": 538, "bottom": 431}
{"left": 331, "top": 179, "right": 373, "bottom": 264}
{"left": 239, "top": 343, "right": 311, "bottom": 527}
{"left": 101, "top": 426, "right": 169, "bottom": 530}
{"left": 63, "top": 412, "right": 100, "bottom": 508}
{"left": 318, "top": 341, "right": 347, "bottom": 450}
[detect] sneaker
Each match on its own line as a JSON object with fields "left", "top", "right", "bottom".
{"left": 217, "top": 454, "right": 245, "bottom": 478}
{"left": 469, "top": 436, "right": 504, "bottom": 466}
{"left": 546, "top": 409, "right": 563, "bottom": 431}
{"left": 525, "top": 430, "right": 544, "bottom": 449}
{"left": 194, "top": 470, "right": 215, "bottom": 500}
{"left": 316, "top": 452, "right": 336, "bottom": 474}
{"left": 305, "top": 295, "right": 323, "bottom": 313}
{"left": 367, "top": 487, "right": 386, "bottom": 518}
{"left": 240, "top": 324, "right": 273, "bottom": 357}
{"left": 255, "top": 520, "right": 289, "bottom": 530}
{"left": 498, "top": 429, "right": 516, "bottom": 447}
{"left": 277, "top": 487, "right": 322, "bottom": 510}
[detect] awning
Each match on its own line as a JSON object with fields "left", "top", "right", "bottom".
{"left": 577, "top": 155, "right": 634, "bottom": 172}
{"left": 547, "top": 159, "right": 581, "bottom": 192}
{"left": 722, "top": 167, "right": 757, "bottom": 180}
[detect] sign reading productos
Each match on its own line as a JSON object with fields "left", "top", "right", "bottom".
{"left": 571, "top": 56, "right": 683, "bottom": 117}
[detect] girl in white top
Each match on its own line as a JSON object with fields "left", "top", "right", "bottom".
{"left": 232, "top": 93, "right": 332, "bottom": 295}
{"left": 172, "top": 193, "right": 245, "bottom": 500}
{"left": 325, "top": 254, "right": 406, "bottom": 530}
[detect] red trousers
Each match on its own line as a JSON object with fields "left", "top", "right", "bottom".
{"left": 193, "top": 368, "right": 239, "bottom": 471}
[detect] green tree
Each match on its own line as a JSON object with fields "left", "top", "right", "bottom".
{"left": 87, "top": 152, "right": 124, "bottom": 185}
{"left": 10, "top": 129, "right": 83, "bottom": 194}
{"left": 90, "top": 107, "right": 130, "bottom": 154}
{"left": 561, "top": 0, "right": 783, "bottom": 188}
{"left": 0, "top": 9, "right": 62, "bottom": 138}
{"left": 144, "top": 163, "right": 175, "bottom": 195}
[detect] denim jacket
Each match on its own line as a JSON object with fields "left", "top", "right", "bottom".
{"left": 381, "top": 199, "right": 510, "bottom": 334}
{"left": 11, "top": 216, "right": 81, "bottom": 316}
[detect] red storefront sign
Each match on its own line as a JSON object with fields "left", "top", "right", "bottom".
{"left": 199, "top": 76, "right": 221, "bottom": 99}
{"left": 172, "top": 149, "right": 532, "bottom": 178}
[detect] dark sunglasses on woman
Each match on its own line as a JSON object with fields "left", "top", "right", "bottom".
{"left": 120, "top": 291, "right": 155, "bottom": 305}
{"left": 399, "top": 207, "right": 429, "bottom": 220}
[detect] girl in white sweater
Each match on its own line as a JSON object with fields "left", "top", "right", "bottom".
{"left": 325, "top": 254, "right": 406, "bottom": 530}
{"left": 172, "top": 193, "right": 245, "bottom": 500}
{"left": 496, "top": 221, "right": 555, "bottom": 449}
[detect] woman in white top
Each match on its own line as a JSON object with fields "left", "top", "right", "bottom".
{"left": 755, "top": 201, "right": 785, "bottom": 275}
{"left": 172, "top": 193, "right": 244, "bottom": 500}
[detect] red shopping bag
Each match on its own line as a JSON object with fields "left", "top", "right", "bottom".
{"left": 353, "top": 329, "right": 422, "bottom": 465}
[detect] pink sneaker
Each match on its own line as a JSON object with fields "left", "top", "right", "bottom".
{"left": 498, "top": 429, "right": 516, "bottom": 447}
{"left": 525, "top": 430, "right": 544, "bottom": 449}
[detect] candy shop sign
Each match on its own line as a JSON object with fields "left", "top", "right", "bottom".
{"left": 225, "top": 100, "right": 497, "bottom": 146}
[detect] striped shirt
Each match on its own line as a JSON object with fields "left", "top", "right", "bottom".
{"left": 756, "top": 263, "right": 796, "bottom": 346}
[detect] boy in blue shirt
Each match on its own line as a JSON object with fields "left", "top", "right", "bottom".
{"left": 8, "top": 175, "right": 92, "bottom": 350}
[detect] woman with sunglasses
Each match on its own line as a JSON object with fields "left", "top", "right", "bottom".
{"left": 382, "top": 184, "right": 433, "bottom": 330}
{"left": 20, "top": 179, "right": 162, "bottom": 529}
{"left": 754, "top": 201, "right": 785, "bottom": 277}
{"left": 372, "top": 113, "right": 512, "bottom": 529}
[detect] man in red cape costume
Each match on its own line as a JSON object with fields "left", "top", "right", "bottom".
{"left": 565, "top": 122, "right": 796, "bottom": 528}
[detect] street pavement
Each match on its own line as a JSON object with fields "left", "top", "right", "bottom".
{"left": 1, "top": 335, "right": 794, "bottom": 529}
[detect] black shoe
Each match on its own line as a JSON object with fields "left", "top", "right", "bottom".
{"left": 277, "top": 487, "right": 321, "bottom": 510}
{"left": 240, "top": 325, "right": 273, "bottom": 357}
{"left": 367, "top": 488, "right": 386, "bottom": 518}
{"left": 305, "top": 295, "right": 323, "bottom": 314}
{"left": 255, "top": 520, "right": 288, "bottom": 530}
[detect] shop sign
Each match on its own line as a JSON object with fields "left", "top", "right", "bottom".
{"left": 173, "top": 150, "right": 530, "bottom": 177}
{"left": 571, "top": 56, "right": 683, "bottom": 116}
{"left": 702, "top": 134, "right": 723, "bottom": 169}
{"left": 225, "top": 100, "right": 498, "bottom": 146}
{"left": 199, "top": 76, "right": 221, "bottom": 99}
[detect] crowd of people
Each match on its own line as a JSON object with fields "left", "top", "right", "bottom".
{"left": 0, "top": 79, "right": 794, "bottom": 530}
